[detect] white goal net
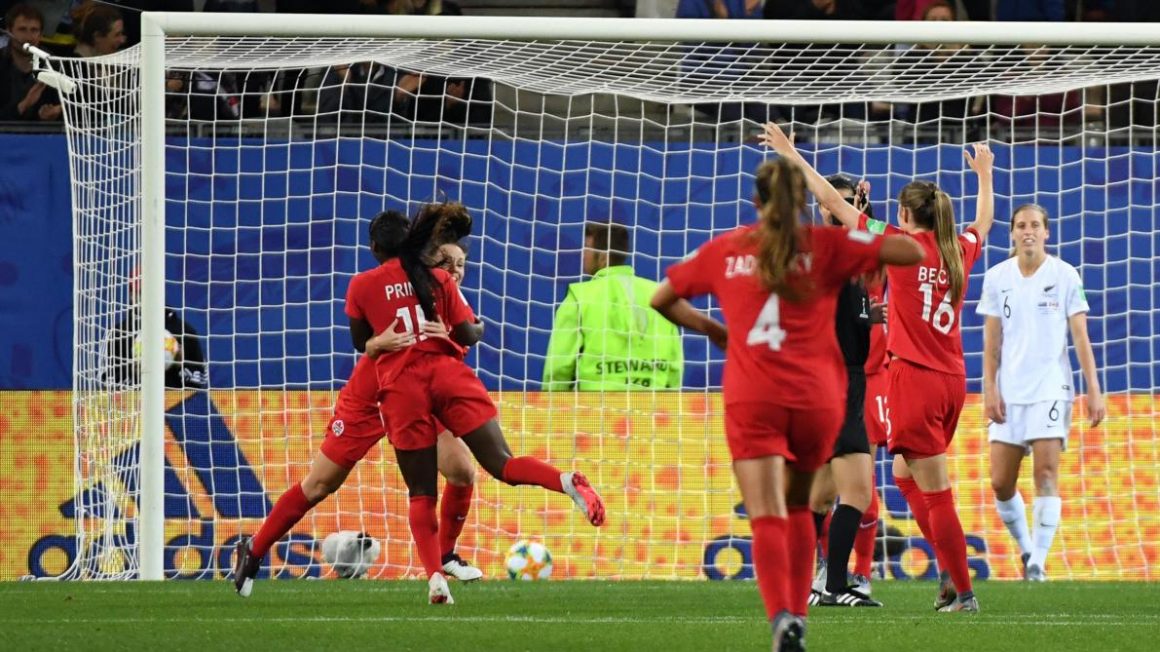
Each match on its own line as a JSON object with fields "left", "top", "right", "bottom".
{"left": 56, "top": 15, "right": 1159, "bottom": 581}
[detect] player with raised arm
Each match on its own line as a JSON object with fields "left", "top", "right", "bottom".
{"left": 806, "top": 175, "right": 886, "bottom": 608}
{"left": 979, "top": 204, "right": 1105, "bottom": 581}
{"left": 650, "top": 159, "right": 923, "bottom": 651}
{"left": 350, "top": 204, "right": 605, "bottom": 605}
{"left": 761, "top": 121, "right": 995, "bottom": 613}
{"left": 232, "top": 209, "right": 485, "bottom": 597}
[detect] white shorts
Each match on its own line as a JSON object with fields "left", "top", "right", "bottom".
{"left": 988, "top": 400, "right": 1072, "bottom": 453}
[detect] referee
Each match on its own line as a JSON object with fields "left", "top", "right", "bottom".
{"left": 810, "top": 175, "right": 883, "bottom": 607}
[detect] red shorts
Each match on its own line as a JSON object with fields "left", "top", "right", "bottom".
{"left": 320, "top": 411, "right": 385, "bottom": 470}
{"left": 885, "top": 359, "right": 965, "bottom": 459}
{"left": 379, "top": 353, "right": 497, "bottom": 451}
{"left": 864, "top": 370, "right": 890, "bottom": 447}
{"left": 724, "top": 401, "right": 843, "bottom": 472}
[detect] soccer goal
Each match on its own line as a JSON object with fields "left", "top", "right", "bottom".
{"left": 53, "top": 14, "right": 1159, "bottom": 581}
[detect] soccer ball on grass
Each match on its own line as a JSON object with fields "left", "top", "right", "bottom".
{"left": 504, "top": 540, "right": 552, "bottom": 581}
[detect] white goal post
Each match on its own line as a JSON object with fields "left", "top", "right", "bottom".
{"left": 57, "top": 13, "right": 1160, "bottom": 582}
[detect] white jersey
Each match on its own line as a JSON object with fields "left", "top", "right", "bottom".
{"left": 977, "top": 256, "right": 1089, "bottom": 405}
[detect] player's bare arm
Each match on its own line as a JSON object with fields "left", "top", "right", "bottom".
{"left": 964, "top": 143, "right": 996, "bottom": 240}
{"left": 1068, "top": 311, "right": 1106, "bottom": 427}
{"left": 364, "top": 317, "right": 418, "bottom": 359}
{"left": 348, "top": 316, "right": 375, "bottom": 353}
{"left": 982, "top": 315, "right": 1005, "bottom": 424}
{"left": 879, "top": 234, "right": 925, "bottom": 266}
{"left": 649, "top": 280, "right": 728, "bottom": 350}
{"left": 451, "top": 318, "right": 484, "bottom": 347}
{"left": 758, "top": 121, "right": 862, "bottom": 229}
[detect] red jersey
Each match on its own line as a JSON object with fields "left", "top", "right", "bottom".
{"left": 345, "top": 260, "right": 477, "bottom": 384}
{"left": 863, "top": 274, "right": 888, "bottom": 375}
{"left": 666, "top": 224, "right": 886, "bottom": 407}
{"left": 858, "top": 214, "right": 982, "bottom": 376}
{"left": 333, "top": 355, "right": 379, "bottom": 422}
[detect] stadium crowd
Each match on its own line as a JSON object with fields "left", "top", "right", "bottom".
{"left": 2, "top": 0, "right": 1159, "bottom": 135}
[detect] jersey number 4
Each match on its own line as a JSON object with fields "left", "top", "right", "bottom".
{"left": 919, "top": 282, "right": 955, "bottom": 334}
{"left": 747, "top": 295, "right": 787, "bottom": 351}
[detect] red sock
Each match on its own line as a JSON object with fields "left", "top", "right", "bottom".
{"left": 896, "top": 476, "right": 951, "bottom": 576}
{"left": 895, "top": 476, "right": 932, "bottom": 539}
{"left": 501, "top": 456, "right": 564, "bottom": 493}
{"left": 787, "top": 507, "right": 816, "bottom": 617}
{"left": 408, "top": 495, "right": 443, "bottom": 576}
{"left": 251, "top": 483, "right": 318, "bottom": 558}
{"left": 853, "top": 490, "right": 879, "bottom": 577}
{"left": 439, "top": 482, "right": 473, "bottom": 557}
{"left": 749, "top": 515, "right": 790, "bottom": 621}
{"left": 925, "top": 489, "right": 973, "bottom": 594}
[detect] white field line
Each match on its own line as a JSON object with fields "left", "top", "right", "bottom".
{"left": 4, "top": 614, "right": 1159, "bottom": 627}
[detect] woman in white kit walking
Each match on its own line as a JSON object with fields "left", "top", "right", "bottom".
{"left": 978, "top": 204, "right": 1107, "bottom": 581}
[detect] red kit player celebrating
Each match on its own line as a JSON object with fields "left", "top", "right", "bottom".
{"left": 233, "top": 208, "right": 485, "bottom": 597}
{"left": 762, "top": 121, "right": 995, "bottom": 612}
{"left": 651, "top": 159, "right": 923, "bottom": 651}
{"left": 349, "top": 204, "right": 605, "bottom": 604}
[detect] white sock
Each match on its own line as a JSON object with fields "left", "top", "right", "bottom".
{"left": 1030, "top": 496, "right": 1062, "bottom": 570}
{"left": 995, "top": 492, "right": 1033, "bottom": 556}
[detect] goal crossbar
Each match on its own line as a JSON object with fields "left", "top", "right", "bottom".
{"left": 141, "top": 13, "right": 1160, "bottom": 46}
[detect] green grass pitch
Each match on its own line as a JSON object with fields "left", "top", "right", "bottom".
{"left": 2, "top": 580, "right": 1156, "bottom": 651}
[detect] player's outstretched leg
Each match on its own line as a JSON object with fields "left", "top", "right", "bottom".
{"left": 561, "top": 471, "right": 606, "bottom": 526}
{"left": 462, "top": 419, "right": 605, "bottom": 526}
{"left": 232, "top": 537, "right": 261, "bottom": 598}
{"left": 234, "top": 452, "right": 343, "bottom": 596}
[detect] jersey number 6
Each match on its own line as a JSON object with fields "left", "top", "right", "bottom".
{"left": 919, "top": 282, "right": 955, "bottom": 334}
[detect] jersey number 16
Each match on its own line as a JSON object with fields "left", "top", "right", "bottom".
{"left": 919, "top": 282, "right": 955, "bottom": 334}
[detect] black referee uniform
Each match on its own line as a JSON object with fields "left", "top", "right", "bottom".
{"left": 832, "top": 280, "right": 872, "bottom": 458}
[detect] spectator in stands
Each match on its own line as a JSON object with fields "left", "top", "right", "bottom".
{"left": 1105, "top": 0, "right": 1160, "bottom": 131}
{"left": 0, "top": 3, "right": 61, "bottom": 122}
{"left": 764, "top": 0, "right": 891, "bottom": 21}
{"left": 543, "top": 222, "right": 686, "bottom": 391}
{"left": 1109, "top": 0, "right": 1158, "bottom": 22}
{"left": 764, "top": 1, "right": 891, "bottom": 123}
{"left": 990, "top": 45, "right": 1086, "bottom": 134}
{"left": 676, "top": 0, "right": 772, "bottom": 124}
{"left": 71, "top": 1, "right": 125, "bottom": 57}
{"left": 381, "top": 0, "right": 493, "bottom": 124}
{"left": 386, "top": 0, "right": 462, "bottom": 14}
{"left": 318, "top": 58, "right": 490, "bottom": 126}
{"left": 678, "top": 0, "right": 762, "bottom": 20}
{"left": 994, "top": 0, "right": 1063, "bottom": 22}
{"left": 890, "top": 1, "right": 984, "bottom": 139}
{"left": 896, "top": 0, "right": 990, "bottom": 20}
